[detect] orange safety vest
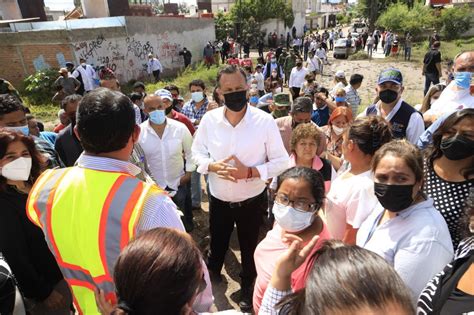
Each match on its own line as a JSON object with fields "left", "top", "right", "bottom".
{"left": 26, "top": 166, "right": 164, "bottom": 314}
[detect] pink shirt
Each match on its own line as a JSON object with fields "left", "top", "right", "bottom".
{"left": 253, "top": 223, "right": 331, "bottom": 313}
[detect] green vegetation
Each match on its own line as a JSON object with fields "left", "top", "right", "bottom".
{"left": 349, "top": 51, "right": 369, "bottom": 60}
{"left": 440, "top": 6, "right": 472, "bottom": 40}
{"left": 23, "top": 68, "right": 59, "bottom": 105}
{"left": 214, "top": 0, "right": 294, "bottom": 43}
{"left": 406, "top": 37, "right": 474, "bottom": 62}
{"left": 376, "top": 2, "right": 434, "bottom": 36}
{"left": 356, "top": 0, "right": 473, "bottom": 39}
{"left": 26, "top": 62, "right": 222, "bottom": 125}
{"left": 145, "top": 62, "right": 221, "bottom": 98}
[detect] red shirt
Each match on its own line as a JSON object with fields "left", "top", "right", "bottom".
{"left": 170, "top": 109, "right": 195, "bottom": 135}
{"left": 53, "top": 123, "right": 67, "bottom": 133}
{"left": 240, "top": 58, "right": 253, "bottom": 68}
{"left": 265, "top": 52, "right": 274, "bottom": 61}
{"left": 227, "top": 58, "right": 240, "bottom": 65}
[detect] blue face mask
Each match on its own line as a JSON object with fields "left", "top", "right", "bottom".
{"left": 250, "top": 96, "right": 259, "bottom": 104}
{"left": 454, "top": 72, "right": 472, "bottom": 89}
{"left": 6, "top": 125, "right": 29, "bottom": 136}
{"left": 149, "top": 109, "right": 166, "bottom": 125}
{"left": 335, "top": 96, "right": 346, "bottom": 103}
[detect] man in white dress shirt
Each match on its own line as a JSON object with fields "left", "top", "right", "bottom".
{"left": 288, "top": 58, "right": 308, "bottom": 100}
{"left": 192, "top": 65, "right": 289, "bottom": 311}
{"left": 139, "top": 93, "right": 195, "bottom": 231}
{"left": 147, "top": 53, "right": 163, "bottom": 83}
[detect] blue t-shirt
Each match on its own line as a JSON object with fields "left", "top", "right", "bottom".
{"left": 312, "top": 106, "right": 329, "bottom": 127}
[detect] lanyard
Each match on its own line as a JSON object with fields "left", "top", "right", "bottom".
{"left": 363, "top": 210, "right": 385, "bottom": 247}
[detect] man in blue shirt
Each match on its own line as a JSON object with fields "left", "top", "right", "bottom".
{"left": 311, "top": 87, "right": 330, "bottom": 126}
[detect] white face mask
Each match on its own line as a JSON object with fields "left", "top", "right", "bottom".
{"left": 273, "top": 202, "right": 315, "bottom": 233}
{"left": 430, "top": 97, "right": 438, "bottom": 105}
{"left": 191, "top": 91, "right": 205, "bottom": 103}
{"left": 251, "top": 84, "right": 258, "bottom": 89}
{"left": 332, "top": 125, "right": 345, "bottom": 135}
{"left": 1, "top": 157, "right": 32, "bottom": 181}
{"left": 274, "top": 87, "right": 283, "bottom": 93}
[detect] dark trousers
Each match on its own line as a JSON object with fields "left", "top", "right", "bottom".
{"left": 291, "top": 87, "right": 301, "bottom": 99}
{"left": 424, "top": 73, "right": 440, "bottom": 95}
{"left": 207, "top": 190, "right": 266, "bottom": 287}
{"left": 385, "top": 45, "right": 392, "bottom": 57}
{"left": 329, "top": 39, "right": 334, "bottom": 50}
{"left": 171, "top": 183, "right": 192, "bottom": 224}
{"left": 152, "top": 69, "right": 161, "bottom": 82}
{"left": 404, "top": 47, "right": 411, "bottom": 61}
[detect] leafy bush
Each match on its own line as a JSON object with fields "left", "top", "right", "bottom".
{"left": 145, "top": 62, "right": 220, "bottom": 99}
{"left": 349, "top": 51, "right": 369, "bottom": 60}
{"left": 215, "top": 0, "right": 294, "bottom": 42}
{"left": 441, "top": 5, "right": 471, "bottom": 40}
{"left": 376, "top": 2, "right": 435, "bottom": 36}
{"left": 22, "top": 68, "right": 59, "bottom": 105}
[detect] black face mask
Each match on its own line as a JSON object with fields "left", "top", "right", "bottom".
{"left": 374, "top": 182, "right": 415, "bottom": 212}
{"left": 224, "top": 90, "right": 247, "bottom": 112}
{"left": 165, "top": 106, "right": 173, "bottom": 115}
{"left": 379, "top": 89, "right": 399, "bottom": 104}
{"left": 440, "top": 135, "right": 474, "bottom": 160}
{"left": 296, "top": 62, "right": 303, "bottom": 67}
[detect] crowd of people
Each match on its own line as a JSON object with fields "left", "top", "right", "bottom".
{"left": 0, "top": 37, "right": 472, "bottom": 315}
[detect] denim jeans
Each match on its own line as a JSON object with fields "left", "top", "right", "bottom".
{"left": 405, "top": 47, "right": 411, "bottom": 61}
{"left": 171, "top": 182, "right": 192, "bottom": 223}
{"left": 191, "top": 170, "right": 202, "bottom": 208}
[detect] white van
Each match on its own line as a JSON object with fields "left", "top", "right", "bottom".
{"left": 352, "top": 22, "right": 368, "bottom": 34}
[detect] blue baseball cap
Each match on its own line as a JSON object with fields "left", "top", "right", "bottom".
{"left": 378, "top": 68, "right": 403, "bottom": 85}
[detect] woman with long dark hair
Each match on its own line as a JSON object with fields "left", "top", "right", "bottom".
{"left": 424, "top": 109, "right": 474, "bottom": 249}
{"left": 0, "top": 129, "right": 72, "bottom": 314}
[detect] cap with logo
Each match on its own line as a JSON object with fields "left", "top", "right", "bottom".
{"left": 273, "top": 93, "right": 291, "bottom": 107}
{"left": 378, "top": 68, "right": 403, "bottom": 85}
{"left": 154, "top": 89, "right": 173, "bottom": 101}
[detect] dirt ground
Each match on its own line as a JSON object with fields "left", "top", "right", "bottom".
{"left": 189, "top": 53, "right": 427, "bottom": 313}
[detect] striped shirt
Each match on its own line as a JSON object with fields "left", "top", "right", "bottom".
{"left": 76, "top": 154, "right": 185, "bottom": 233}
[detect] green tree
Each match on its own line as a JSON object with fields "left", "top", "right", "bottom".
{"left": 376, "top": 2, "right": 434, "bottom": 36}
{"left": 214, "top": 0, "right": 294, "bottom": 42}
{"left": 440, "top": 5, "right": 472, "bottom": 40}
{"left": 215, "top": 12, "right": 234, "bottom": 40}
{"left": 356, "top": 0, "right": 424, "bottom": 31}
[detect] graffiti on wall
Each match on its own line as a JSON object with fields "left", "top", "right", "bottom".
{"left": 33, "top": 55, "right": 50, "bottom": 71}
{"left": 74, "top": 34, "right": 106, "bottom": 60}
{"left": 71, "top": 31, "right": 188, "bottom": 82}
{"left": 56, "top": 53, "right": 66, "bottom": 67}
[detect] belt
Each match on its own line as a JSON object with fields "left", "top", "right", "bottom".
{"left": 214, "top": 190, "right": 266, "bottom": 209}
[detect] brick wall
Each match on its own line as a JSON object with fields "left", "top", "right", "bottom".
{"left": 0, "top": 43, "right": 75, "bottom": 87}
{"left": 0, "top": 16, "right": 216, "bottom": 88}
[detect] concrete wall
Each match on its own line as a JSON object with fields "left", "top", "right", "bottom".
{"left": 261, "top": 15, "right": 306, "bottom": 39}
{"left": 0, "top": 16, "right": 215, "bottom": 86}
{"left": 81, "top": 0, "right": 109, "bottom": 18}
{"left": 0, "top": 0, "right": 22, "bottom": 20}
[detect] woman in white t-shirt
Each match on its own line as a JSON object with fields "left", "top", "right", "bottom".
{"left": 325, "top": 116, "right": 392, "bottom": 244}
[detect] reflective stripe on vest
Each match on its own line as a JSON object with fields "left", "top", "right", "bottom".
{"left": 26, "top": 166, "right": 158, "bottom": 314}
